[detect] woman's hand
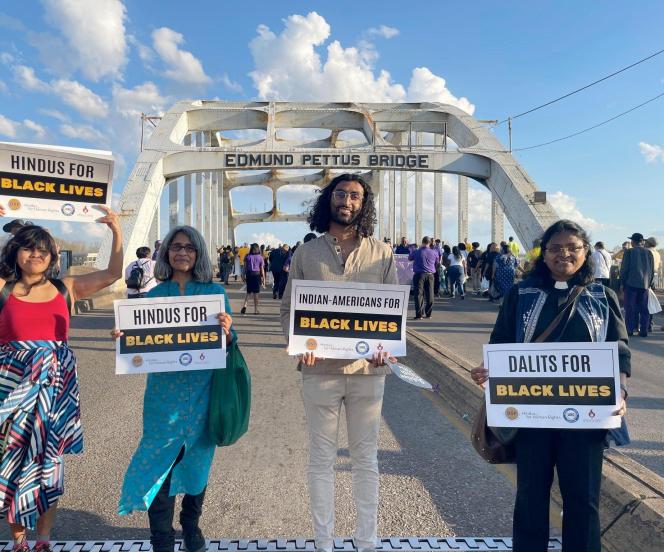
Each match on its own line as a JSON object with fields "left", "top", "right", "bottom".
{"left": 96, "top": 205, "right": 120, "bottom": 232}
{"left": 300, "top": 351, "right": 324, "bottom": 367}
{"left": 110, "top": 328, "right": 124, "bottom": 339}
{"left": 470, "top": 362, "right": 489, "bottom": 387}
{"left": 371, "top": 351, "right": 396, "bottom": 366}
{"left": 615, "top": 388, "right": 627, "bottom": 416}
{"left": 0, "top": 204, "right": 5, "bottom": 217}
{"left": 216, "top": 312, "right": 232, "bottom": 336}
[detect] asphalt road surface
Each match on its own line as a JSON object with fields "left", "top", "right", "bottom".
{"left": 0, "top": 286, "right": 520, "bottom": 539}
{"left": 409, "top": 290, "right": 664, "bottom": 477}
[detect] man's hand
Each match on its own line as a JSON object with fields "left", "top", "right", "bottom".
{"left": 371, "top": 351, "right": 396, "bottom": 366}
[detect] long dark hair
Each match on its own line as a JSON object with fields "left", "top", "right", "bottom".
{"left": 452, "top": 246, "right": 462, "bottom": 260}
{"left": 307, "top": 173, "right": 376, "bottom": 237}
{"left": 528, "top": 219, "right": 594, "bottom": 285}
{"left": 0, "top": 225, "right": 59, "bottom": 282}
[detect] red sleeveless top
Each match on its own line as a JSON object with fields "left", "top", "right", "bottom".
{"left": 0, "top": 293, "right": 70, "bottom": 342}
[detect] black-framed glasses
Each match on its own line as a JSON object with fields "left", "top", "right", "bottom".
{"left": 168, "top": 244, "right": 197, "bottom": 253}
{"left": 332, "top": 190, "right": 363, "bottom": 201}
{"left": 544, "top": 245, "right": 586, "bottom": 255}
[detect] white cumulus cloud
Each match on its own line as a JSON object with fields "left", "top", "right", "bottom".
{"left": 23, "top": 119, "right": 47, "bottom": 139}
{"left": 249, "top": 232, "right": 284, "bottom": 248}
{"left": 112, "top": 82, "right": 167, "bottom": 118}
{"left": 639, "top": 141, "right": 664, "bottom": 163}
{"left": 41, "top": 0, "right": 128, "bottom": 81}
{"left": 0, "top": 114, "right": 19, "bottom": 137}
{"left": 152, "top": 27, "right": 211, "bottom": 85}
{"left": 366, "top": 25, "right": 399, "bottom": 39}
{"left": 51, "top": 79, "right": 109, "bottom": 118}
{"left": 14, "top": 65, "right": 47, "bottom": 90}
{"left": 247, "top": 12, "right": 473, "bottom": 113}
{"left": 548, "top": 191, "right": 606, "bottom": 232}
{"left": 59, "top": 123, "right": 106, "bottom": 144}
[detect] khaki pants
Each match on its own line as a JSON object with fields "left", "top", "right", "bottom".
{"left": 302, "top": 373, "right": 385, "bottom": 551}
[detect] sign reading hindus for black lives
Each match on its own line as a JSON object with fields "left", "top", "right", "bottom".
{"left": 483, "top": 342, "right": 621, "bottom": 429}
{"left": 114, "top": 295, "right": 225, "bottom": 375}
{"left": 288, "top": 280, "right": 409, "bottom": 359}
{"left": 0, "top": 142, "right": 113, "bottom": 223}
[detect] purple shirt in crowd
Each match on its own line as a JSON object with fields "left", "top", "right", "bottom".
{"left": 245, "top": 253, "right": 264, "bottom": 272}
{"left": 409, "top": 246, "right": 439, "bottom": 273}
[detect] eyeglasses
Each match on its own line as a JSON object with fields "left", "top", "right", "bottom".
{"left": 332, "top": 190, "right": 363, "bottom": 202}
{"left": 544, "top": 245, "right": 586, "bottom": 255}
{"left": 168, "top": 244, "right": 197, "bottom": 253}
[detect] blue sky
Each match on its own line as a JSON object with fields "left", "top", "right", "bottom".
{"left": 0, "top": 1, "right": 662, "bottom": 250}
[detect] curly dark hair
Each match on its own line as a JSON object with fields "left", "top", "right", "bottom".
{"left": 0, "top": 225, "right": 59, "bottom": 282}
{"left": 307, "top": 173, "right": 376, "bottom": 237}
{"left": 527, "top": 219, "right": 594, "bottom": 286}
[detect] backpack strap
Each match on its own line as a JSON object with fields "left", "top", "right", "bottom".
{"left": 0, "top": 281, "right": 16, "bottom": 313}
{"left": 49, "top": 278, "right": 73, "bottom": 314}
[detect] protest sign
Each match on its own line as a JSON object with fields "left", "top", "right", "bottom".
{"left": 288, "top": 279, "right": 409, "bottom": 359}
{"left": 114, "top": 295, "right": 225, "bottom": 375}
{"left": 483, "top": 342, "right": 621, "bottom": 429}
{"left": 0, "top": 142, "right": 113, "bottom": 223}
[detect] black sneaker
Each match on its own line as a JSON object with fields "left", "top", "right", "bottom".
{"left": 182, "top": 527, "right": 206, "bottom": 552}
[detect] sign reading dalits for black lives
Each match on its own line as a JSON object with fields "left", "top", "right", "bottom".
{"left": 483, "top": 342, "right": 621, "bottom": 429}
{"left": 114, "top": 295, "right": 225, "bottom": 375}
{"left": 0, "top": 142, "right": 113, "bottom": 223}
{"left": 288, "top": 280, "right": 410, "bottom": 359}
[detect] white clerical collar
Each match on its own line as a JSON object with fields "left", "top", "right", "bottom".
{"left": 554, "top": 280, "right": 569, "bottom": 290}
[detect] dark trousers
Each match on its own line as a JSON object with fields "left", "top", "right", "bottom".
{"left": 623, "top": 285, "right": 649, "bottom": 335}
{"left": 275, "top": 270, "right": 288, "bottom": 299}
{"left": 433, "top": 266, "right": 441, "bottom": 296}
{"left": 413, "top": 272, "right": 434, "bottom": 318}
{"left": 513, "top": 428, "right": 605, "bottom": 552}
{"left": 148, "top": 448, "right": 207, "bottom": 552}
{"left": 271, "top": 270, "right": 282, "bottom": 298}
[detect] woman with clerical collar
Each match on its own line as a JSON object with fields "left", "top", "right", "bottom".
{"left": 471, "top": 219, "right": 630, "bottom": 552}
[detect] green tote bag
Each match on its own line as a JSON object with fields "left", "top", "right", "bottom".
{"left": 208, "top": 342, "right": 251, "bottom": 446}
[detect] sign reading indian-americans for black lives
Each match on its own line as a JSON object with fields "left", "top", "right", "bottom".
{"left": 0, "top": 142, "right": 114, "bottom": 223}
{"left": 288, "top": 280, "right": 410, "bottom": 359}
{"left": 114, "top": 295, "right": 225, "bottom": 375}
{"left": 483, "top": 342, "right": 622, "bottom": 429}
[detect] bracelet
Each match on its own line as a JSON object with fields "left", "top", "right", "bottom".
{"left": 620, "top": 383, "right": 628, "bottom": 399}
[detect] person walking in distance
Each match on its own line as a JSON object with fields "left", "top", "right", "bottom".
{"left": 269, "top": 244, "right": 289, "bottom": 299}
{"left": 591, "top": 242, "right": 612, "bottom": 287}
{"left": 125, "top": 246, "right": 157, "bottom": 299}
{"left": 620, "top": 232, "right": 654, "bottom": 337}
{"left": 409, "top": 236, "right": 438, "bottom": 319}
{"left": 280, "top": 173, "right": 396, "bottom": 552}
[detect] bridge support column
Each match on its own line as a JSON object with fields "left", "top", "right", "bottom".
{"left": 168, "top": 180, "right": 178, "bottom": 231}
{"left": 491, "top": 195, "right": 505, "bottom": 244}
{"left": 414, "top": 133, "right": 423, "bottom": 242}
{"left": 183, "top": 135, "right": 192, "bottom": 226}
{"left": 194, "top": 133, "right": 203, "bottom": 237}
{"left": 217, "top": 172, "right": 224, "bottom": 246}
{"left": 388, "top": 170, "right": 395, "bottom": 243}
{"left": 434, "top": 135, "right": 443, "bottom": 240}
{"left": 458, "top": 175, "right": 468, "bottom": 243}
{"left": 148, "top": 203, "right": 160, "bottom": 246}
{"left": 399, "top": 134, "right": 408, "bottom": 241}
{"left": 377, "top": 172, "right": 384, "bottom": 241}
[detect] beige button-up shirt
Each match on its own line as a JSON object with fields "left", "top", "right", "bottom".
{"left": 280, "top": 233, "right": 398, "bottom": 375}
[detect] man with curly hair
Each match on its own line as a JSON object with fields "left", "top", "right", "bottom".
{"left": 280, "top": 173, "right": 396, "bottom": 552}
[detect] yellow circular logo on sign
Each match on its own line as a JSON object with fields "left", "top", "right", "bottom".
{"left": 7, "top": 199, "right": 21, "bottom": 210}
{"left": 305, "top": 338, "right": 318, "bottom": 351}
{"left": 505, "top": 407, "right": 519, "bottom": 420}
{"left": 132, "top": 355, "right": 143, "bottom": 367}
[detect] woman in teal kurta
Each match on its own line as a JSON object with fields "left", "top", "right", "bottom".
{"left": 116, "top": 226, "right": 235, "bottom": 552}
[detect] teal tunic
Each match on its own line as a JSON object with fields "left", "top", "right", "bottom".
{"left": 118, "top": 280, "right": 236, "bottom": 515}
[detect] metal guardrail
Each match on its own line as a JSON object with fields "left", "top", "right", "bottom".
{"left": 0, "top": 538, "right": 564, "bottom": 552}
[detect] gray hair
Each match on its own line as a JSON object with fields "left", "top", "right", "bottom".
{"left": 154, "top": 225, "right": 214, "bottom": 282}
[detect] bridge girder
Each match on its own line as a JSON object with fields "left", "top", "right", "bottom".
{"left": 97, "top": 100, "right": 558, "bottom": 274}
